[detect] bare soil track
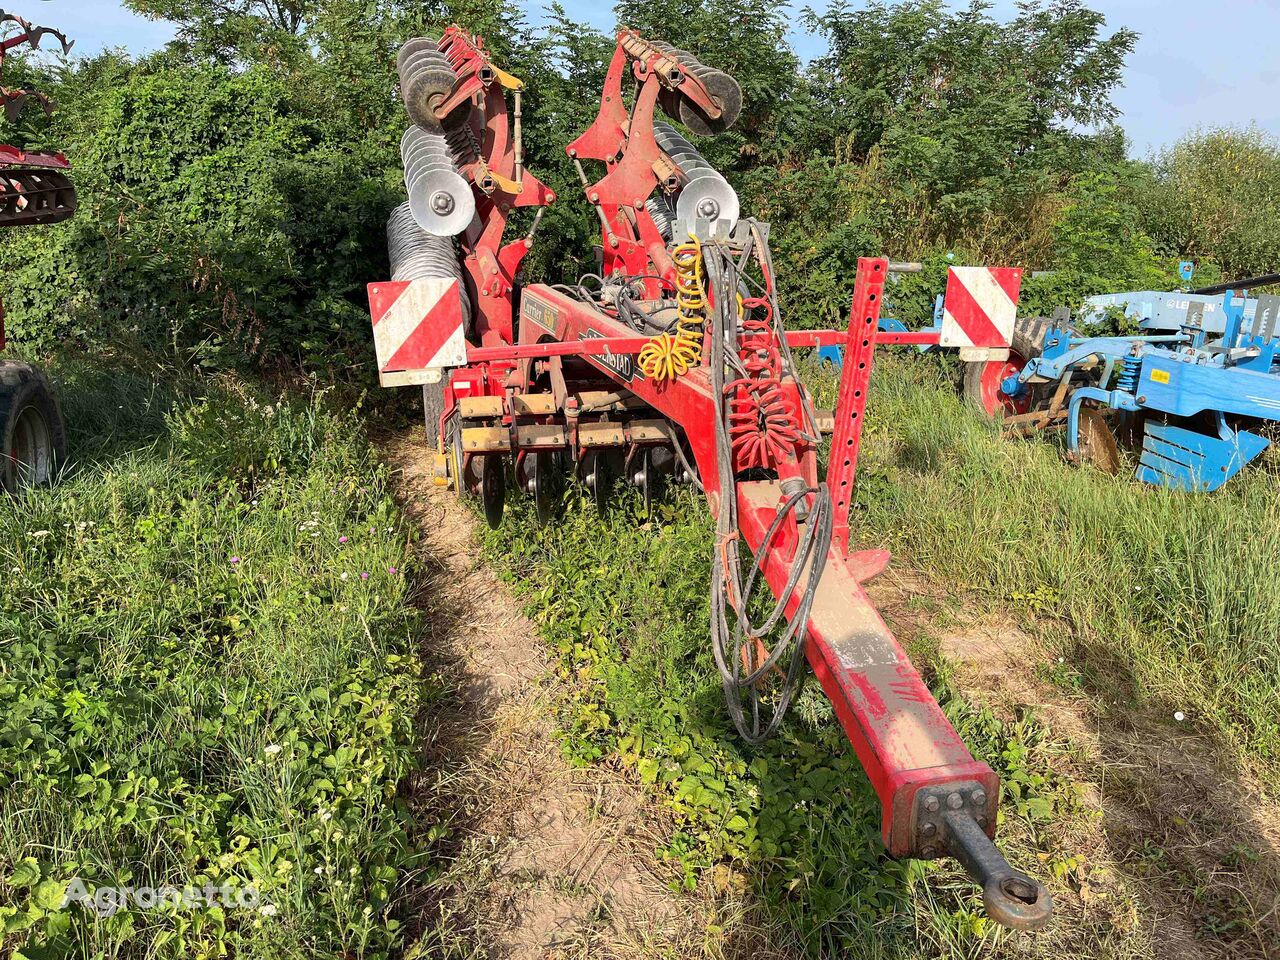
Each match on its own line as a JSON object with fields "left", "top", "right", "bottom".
{"left": 383, "top": 434, "right": 714, "bottom": 959}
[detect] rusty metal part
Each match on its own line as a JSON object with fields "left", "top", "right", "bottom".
{"left": 0, "top": 166, "right": 75, "bottom": 227}
{"left": 579, "top": 421, "right": 626, "bottom": 447}
{"left": 913, "top": 781, "right": 1053, "bottom": 930}
{"left": 461, "top": 426, "right": 509, "bottom": 451}
{"left": 481, "top": 453, "right": 505, "bottom": 528}
{"left": 459, "top": 395, "right": 505, "bottom": 418}
{"left": 511, "top": 393, "right": 556, "bottom": 416}
{"left": 1073, "top": 407, "right": 1121, "bottom": 474}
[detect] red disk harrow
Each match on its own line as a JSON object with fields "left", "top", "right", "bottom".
{"left": 369, "top": 26, "right": 1051, "bottom": 930}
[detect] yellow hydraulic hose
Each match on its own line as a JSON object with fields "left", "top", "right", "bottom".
{"left": 639, "top": 236, "right": 706, "bottom": 381}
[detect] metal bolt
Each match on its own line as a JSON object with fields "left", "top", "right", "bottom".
{"left": 923, "top": 796, "right": 940, "bottom": 813}
{"left": 697, "top": 197, "right": 720, "bottom": 218}
{"left": 921, "top": 822, "right": 937, "bottom": 838}
{"left": 946, "top": 792, "right": 963, "bottom": 810}
{"left": 1138, "top": 395, "right": 1146, "bottom": 403}
{"left": 921, "top": 845, "right": 938, "bottom": 859}
{"left": 972, "top": 790, "right": 987, "bottom": 808}
{"left": 430, "top": 191, "right": 455, "bottom": 215}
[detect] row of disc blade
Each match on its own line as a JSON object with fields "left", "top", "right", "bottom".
{"left": 653, "top": 121, "right": 739, "bottom": 229}
{"left": 648, "top": 40, "right": 742, "bottom": 135}
{"left": 387, "top": 202, "right": 472, "bottom": 323}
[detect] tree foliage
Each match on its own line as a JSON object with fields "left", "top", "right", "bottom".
{"left": 0, "top": 0, "right": 1261, "bottom": 373}
{"left": 1136, "top": 126, "right": 1280, "bottom": 281}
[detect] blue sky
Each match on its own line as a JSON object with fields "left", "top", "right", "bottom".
{"left": 20, "top": 0, "right": 1280, "bottom": 155}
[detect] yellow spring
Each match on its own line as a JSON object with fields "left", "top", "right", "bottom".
{"left": 639, "top": 236, "right": 706, "bottom": 382}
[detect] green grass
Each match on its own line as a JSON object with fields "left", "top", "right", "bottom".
{"left": 478, "top": 349, "right": 1280, "bottom": 956}
{"left": 0, "top": 355, "right": 435, "bottom": 958}
{"left": 482, "top": 488, "right": 1105, "bottom": 957}
{"left": 830, "top": 352, "right": 1280, "bottom": 783}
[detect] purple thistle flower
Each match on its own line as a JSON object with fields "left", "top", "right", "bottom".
{"left": 359, "top": 572, "right": 370, "bottom": 581}
{"left": 339, "top": 536, "right": 349, "bottom": 544}
{"left": 230, "top": 557, "right": 241, "bottom": 565}
{"left": 389, "top": 566, "right": 398, "bottom": 575}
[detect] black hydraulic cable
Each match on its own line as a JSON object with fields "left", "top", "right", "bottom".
{"left": 704, "top": 231, "right": 834, "bottom": 746}
{"left": 1190, "top": 272, "right": 1280, "bottom": 296}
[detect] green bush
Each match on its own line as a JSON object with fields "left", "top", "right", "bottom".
{"left": 1136, "top": 126, "right": 1280, "bottom": 281}
{"left": 0, "top": 58, "right": 402, "bottom": 370}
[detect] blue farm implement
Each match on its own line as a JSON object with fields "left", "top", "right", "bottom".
{"left": 0, "top": 8, "right": 74, "bottom": 492}
{"left": 978, "top": 285, "right": 1280, "bottom": 492}
{"left": 366, "top": 27, "right": 1054, "bottom": 929}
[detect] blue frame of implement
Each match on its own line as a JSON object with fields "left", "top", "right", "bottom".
{"left": 1001, "top": 291, "right": 1280, "bottom": 491}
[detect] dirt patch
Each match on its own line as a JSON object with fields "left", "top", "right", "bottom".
{"left": 382, "top": 432, "right": 710, "bottom": 959}
{"left": 868, "top": 568, "right": 1280, "bottom": 960}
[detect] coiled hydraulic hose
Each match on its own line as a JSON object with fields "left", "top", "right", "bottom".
{"left": 705, "top": 224, "right": 833, "bottom": 745}
{"left": 639, "top": 237, "right": 706, "bottom": 381}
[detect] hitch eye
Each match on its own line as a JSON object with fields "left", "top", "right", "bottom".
{"left": 1001, "top": 876, "right": 1041, "bottom": 904}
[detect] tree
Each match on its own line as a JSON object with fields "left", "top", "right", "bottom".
{"left": 1135, "top": 126, "right": 1280, "bottom": 281}
{"left": 802, "top": 0, "right": 1135, "bottom": 244}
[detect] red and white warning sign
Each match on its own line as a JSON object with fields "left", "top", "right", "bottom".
{"left": 368, "top": 278, "right": 466, "bottom": 387}
{"left": 940, "top": 267, "right": 1022, "bottom": 360}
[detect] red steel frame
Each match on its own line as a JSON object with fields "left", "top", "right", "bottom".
{"left": 436, "top": 28, "right": 556, "bottom": 348}
{"left": 496, "top": 262, "right": 998, "bottom": 857}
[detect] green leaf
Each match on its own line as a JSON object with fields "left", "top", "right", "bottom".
{"left": 8, "top": 858, "right": 40, "bottom": 889}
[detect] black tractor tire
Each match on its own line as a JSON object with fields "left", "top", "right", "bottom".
{"left": 963, "top": 316, "right": 1071, "bottom": 416}
{"left": 0, "top": 360, "right": 66, "bottom": 493}
{"left": 422, "top": 380, "right": 446, "bottom": 447}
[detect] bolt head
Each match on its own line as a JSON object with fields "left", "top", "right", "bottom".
{"left": 921, "top": 845, "right": 938, "bottom": 859}
{"left": 921, "top": 822, "right": 937, "bottom": 838}
{"left": 946, "top": 792, "right": 963, "bottom": 810}
{"left": 976, "top": 815, "right": 988, "bottom": 829}
{"left": 972, "top": 790, "right": 987, "bottom": 808}
{"left": 697, "top": 198, "right": 720, "bottom": 218}
{"left": 430, "top": 191, "right": 455, "bottom": 215}
{"left": 923, "top": 796, "right": 940, "bottom": 813}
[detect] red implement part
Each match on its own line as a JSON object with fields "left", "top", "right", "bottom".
{"left": 436, "top": 31, "right": 555, "bottom": 348}
{"left": 568, "top": 32, "right": 732, "bottom": 289}
{"left": 828, "top": 258, "right": 887, "bottom": 555}
{"left": 514, "top": 278, "right": 997, "bottom": 852}
{"left": 735, "top": 482, "right": 999, "bottom": 856}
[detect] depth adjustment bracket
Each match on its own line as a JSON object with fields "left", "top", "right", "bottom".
{"left": 912, "top": 780, "right": 1054, "bottom": 930}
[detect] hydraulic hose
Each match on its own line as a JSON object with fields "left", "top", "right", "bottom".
{"left": 704, "top": 229, "right": 833, "bottom": 745}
